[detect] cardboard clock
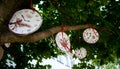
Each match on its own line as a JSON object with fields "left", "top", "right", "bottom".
{"left": 83, "top": 28, "right": 99, "bottom": 44}
{"left": 8, "top": 9, "right": 43, "bottom": 35}
{"left": 55, "top": 32, "right": 71, "bottom": 54}
{"left": 74, "top": 47, "right": 87, "bottom": 59}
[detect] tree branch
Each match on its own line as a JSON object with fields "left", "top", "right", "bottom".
{"left": 0, "top": 24, "right": 90, "bottom": 44}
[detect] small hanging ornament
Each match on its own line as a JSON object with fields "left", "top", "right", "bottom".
{"left": 74, "top": 47, "right": 87, "bottom": 59}
{"left": 55, "top": 32, "right": 71, "bottom": 54}
{"left": 83, "top": 27, "right": 99, "bottom": 44}
{"left": 0, "top": 46, "right": 4, "bottom": 60}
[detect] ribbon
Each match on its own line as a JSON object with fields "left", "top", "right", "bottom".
{"left": 30, "top": 0, "right": 34, "bottom": 11}
{"left": 60, "top": 24, "right": 72, "bottom": 53}
{"left": 61, "top": 24, "right": 66, "bottom": 39}
{"left": 60, "top": 39, "right": 72, "bottom": 53}
{"left": 89, "top": 25, "right": 97, "bottom": 36}
{"left": 9, "top": 18, "right": 31, "bottom": 30}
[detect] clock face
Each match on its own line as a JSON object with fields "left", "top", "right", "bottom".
{"left": 55, "top": 32, "right": 71, "bottom": 53}
{"left": 8, "top": 9, "right": 43, "bottom": 35}
{"left": 74, "top": 47, "right": 87, "bottom": 59}
{"left": 83, "top": 28, "right": 99, "bottom": 44}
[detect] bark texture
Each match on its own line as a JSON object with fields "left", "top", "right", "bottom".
{"left": 0, "top": 24, "right": 91, "bottom": 43}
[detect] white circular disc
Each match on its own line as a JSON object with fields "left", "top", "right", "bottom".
{"left": 0, "top": 46, "right": 4, "bottom": 60}
{"left": 55, "top": 32, "right": 71, "bottom": 53}
{"left": 83, "top": 28, "right": 99, "bottom": 44}
{"left": 74, "top": 47, "right": 87, "bottom": 59}
{"left": 8, "top": 9, "right": 43, "bottom": 35}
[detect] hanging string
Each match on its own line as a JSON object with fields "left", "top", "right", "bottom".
{"left": 30, "top": 0, "right": 34, "bottom": 11}
{"left": 61, "top": 24, "right": 66, "bottom": 39}
{"left": 60, "top": 40, "right": 72, "bottom": 53}
{"left": 61, "top": 24, "right": 72, "bottom": 53}
{"left": 89, "top": 25, "right": 97, "bottom": 36}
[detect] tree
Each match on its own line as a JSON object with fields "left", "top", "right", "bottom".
{"left": 0, "top": 0, "right": 120, "bottom": 69}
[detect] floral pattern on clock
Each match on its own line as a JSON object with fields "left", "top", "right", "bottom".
{"left": 83, "top": 28, "right": 99, "bottom": 44}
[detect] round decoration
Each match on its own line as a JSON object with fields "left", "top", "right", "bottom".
{"left": 55, "top": 32, "right": 71, "bottom": 53}
{"left": 83, "top": 28, "right": 99, "bottom": 44}
{"left": 74, "top": 47, "right": 87, "bottom": 59}
{"left": 0, "top": 46, "right": 4, "bottom": 60}
{"left": 8, "top": 9, "right": 43, "bottom": 35}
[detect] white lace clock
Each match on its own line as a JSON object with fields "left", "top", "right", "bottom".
{"left": 55, "top": 32, "right": 71, "bottom": 53}
{"left": 74, "top": 47, "right": 87, "bottom": 59}
{"left": 8, "top": 9, "right": 43, "bottom": 35}
{"left": 83, "top": 28, "right": 99, "bottom": 44}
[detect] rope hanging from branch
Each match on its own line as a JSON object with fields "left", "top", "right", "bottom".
{"left": 61, "top": 24, "right": 72, "bottom": 53}
{"left": 30, "top": 0, "right": 34, "bottom": 11}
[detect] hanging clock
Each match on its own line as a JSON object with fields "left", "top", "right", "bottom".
{"left": 8, "top": 9, "right": 43, "bottom": 35}
{"left": 0, "top": 46, "right": 4, "bottom": 60}
{"left": 55, "top": 32, "right": 71, "bottom": 53}
{"left": 74, "top": 47, "right": 87, "bottom": 59}
{"left": 83, "top": 28, "right": 99, "bottom": 44}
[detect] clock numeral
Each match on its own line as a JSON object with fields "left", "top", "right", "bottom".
{"left": 24, "top": 10, "right": 28, "bottom": 13}
{"left": 13, "top": 14, "right": 17, "bottom": 17}
{"left": 13, "top": 28, "right": 17, "bottom": 32}
{"left": 92, "top": 36, "right": 95, "bottom": 39}
{"left": 30, "top": 11, "right": 34, "bottom": 14}
{"left": 34, "top": 24, "right": 37, "bottom": 27}
{"left": 27, "top": 29, "right": 31, "bottom": 32}
{"left": 10, "top": 19, "right": 14, "bottom": 22}
{"left": 26, "top": 14, "right": 32, "bottom": 18}
{"left": 22, "top": 30, "right": 24, "bottom": 32}
{"left": 9, "top": 25, "right": 12, "bottom": 27}
{"left": 35, "top": 15, "right": 39, "bottom": 17}
{"left": 21, "top": 11, "right": 23, "bottom": 13}
{"left": 36, "top": 19, "right": 40, "bottom": 21}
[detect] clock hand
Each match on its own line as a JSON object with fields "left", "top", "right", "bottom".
{"left": 9, "top": 18, "right": 31, "bottom": 30}
{"left": 21, "top": 15, "right": 26, "bottom": 21}
{"left": 9, "top": 19, "right": 22, "bottom": 25}
{"left": 9, "top": 22, "right": 15, "bottom": 25}
{"left": 60, "top": 39, "right": 72, "bottom": 53}
{"left": 9, "top": 19, "right": 22, "bottom": 30}
{"left": 87, "top": 33, "right": 91, "bottom": 39}
{"left": 21, "top": 15, "right": 30, "bottom": 22}
{"left": 18, "top": 22, "right": 31, "bottom": 27}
